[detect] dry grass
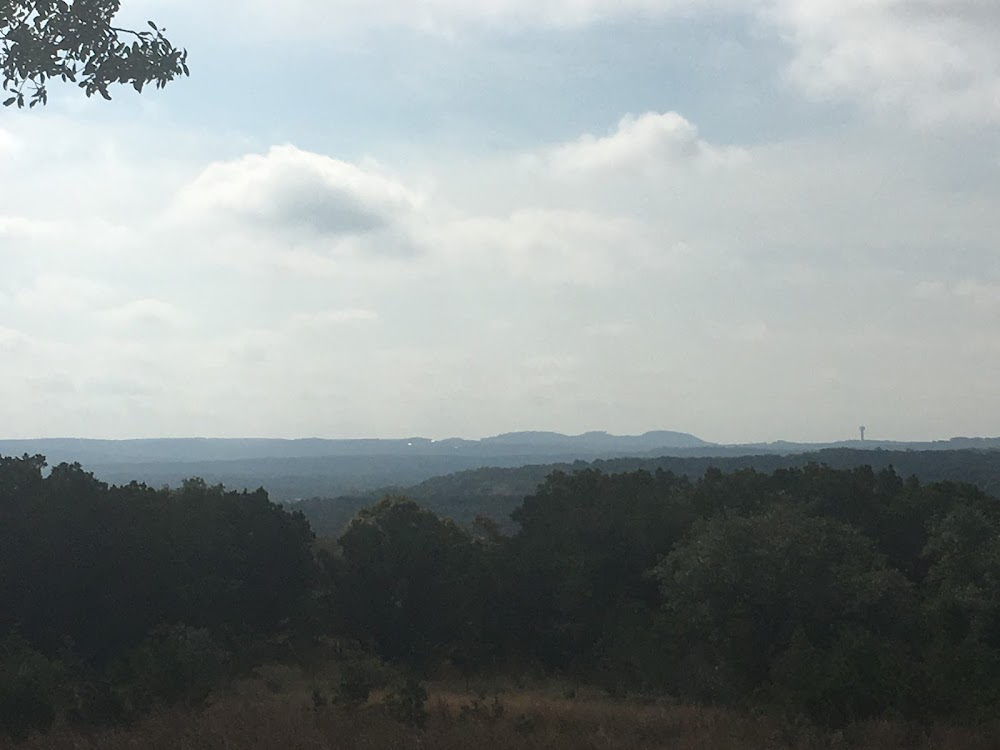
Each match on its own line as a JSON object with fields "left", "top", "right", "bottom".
{"left": 4, "top": 683, "right": 999, "bottom": 750}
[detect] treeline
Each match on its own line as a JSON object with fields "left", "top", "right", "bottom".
{"left": 0, "top": 455, "right": 316, "bottom": 736}
{"left": 4, "top": 454, "right": 1000, "bottom": 737}
{"left": 321, "top": 465, "right": 1000, "bottom": 725}
{"left": 292, "top": 447, "right": 1000, "bottom": 537}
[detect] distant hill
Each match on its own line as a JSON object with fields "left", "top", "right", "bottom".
{"left": 476, "top": 430, "right": 711, "bottom": 452}
{"left": 0, "top": 431, "right": 712, "bottom": 500}
{"left": 0, "top": 430, "right": 711, "bottom": 465}
{"left": 4, "top": 433, "right": 1000, "bottom": 515}
{"left": 729, "top": 436, "right": 1000, "bottom": 453}
{"left": 290, "top": 447, "right": 1000, "bottom": 538}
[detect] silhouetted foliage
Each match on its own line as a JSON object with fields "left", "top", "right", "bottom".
{"left": 381, "top": 678, "right": 428, "bottom": 728}
{"left": 7, "top": 450, "right": 1000, "bottom": 732}
{"left": 323, "top": 496, "right": 481, "bottom": 666}
{"left": 0, "top": 454, "right": 315, "bottom": 729}
{"left": 1, "top": 0, "right": 187, "bottom": 107}
{"left": 317, "top": 461, "right": 1000, "bottom": 723}
{"left": 0, "top": 633, "right": 62, "bottom": 738}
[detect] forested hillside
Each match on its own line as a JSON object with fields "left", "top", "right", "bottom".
{"left": 292, "top": 447, "right": 1000, "bottom": 536}
{"left": 5, "top": 452, "right": 1000, "bottom": 739}
{"left": 6, "top": 436, "right": 998, "bottom": 506}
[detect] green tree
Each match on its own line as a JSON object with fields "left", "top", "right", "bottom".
{"left": 0, "top": 634, "right": 63, "bottom": 738}
{"left": 507, "top": 469, "right": 695, "bottom": 670}
{"left": 1, "top": 0, "right": 187, "bottom": 108}
{"left": 0, "top": 456, "right": 316, "bottom": 663}
{"left": 923, "top": 505, "right": 1000, "bottom": 646}
{"left": 327, "top": 496, "right": 481, "bottom": 666}
{"left": 918, "top": 504, "right": 1000, "bottom": 714}
{"left": 652, "top": 505, "right": 918, "bottom": 713}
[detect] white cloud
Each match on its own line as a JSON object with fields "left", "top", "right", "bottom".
{"left": 437, "top": 209, "right": 658, "bottom": 286}
{"left": 12, "top": 275, "right": 117, "bottom": 313}
{"left": 767, "top": 0, "right": 1000, "bottom": 124}
{"left": 955, "top": 280, "right": 1000, "bottom": 310}
{"left": 911, "top": 279, "right": 1000, "bottom": 311}
{"left": 584, "top": 322, "right": 632, "bottom": 337}
{"left": 290, "top": 308, "right": 380, "bottom": 327}
{"left": 0, "top": 128, "right": 21, "bottom": 157}
{"left": 0, "top": 215, "right": 60, "bottom": 240}
{"left": 543, "top": 111, "right": 747, "bottom": 175}
{"left": 911, "top": 280, "right": 947, "bottom": 301}
{"left": 98, "top": 299, "right": 192, "bottom": 331}
{"left": 0, "top": 326, "right": 31, "bottom": 352}
{"left": 171, "top": 145, "right": 423, "bottom": 243}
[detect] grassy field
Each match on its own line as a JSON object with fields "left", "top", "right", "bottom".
{"left": 4, "top": 672, "right": 1000, "bottom": 750}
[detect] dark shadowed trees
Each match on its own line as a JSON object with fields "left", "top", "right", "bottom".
{"left": 0, "top": 456, "right": 316, "bottom": 663}
{"left": 325, "top": 496, "right": 482, "bottom": 666}
{"left": 652, "top": 506, "right": 919, "bottom": 719}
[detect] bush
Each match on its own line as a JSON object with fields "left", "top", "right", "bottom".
{"left": 0, "top": 634, "right": 63, "bottom": 739}
{"left": 335, "top": 652, "right": 390, "bottom": 707}
{"left": 769, "top": 627, "right": 913, "bottom": 725}
{"left": 105, "top": 625, "right": 229, "bottom": 719}
{"left": 512, "top": 712, "right": 537, "bottom": 735}
{"left": 382, "top": 679, "right": 428, "bottom": 728}
{"left": 459, "top": 694, "right": 505, "bottom": 724}
{"left": 917, "top": 638, "right": 1000, "bottom": 718}
{"left": 65, "top": 678, "right": 128, "bottom": 727}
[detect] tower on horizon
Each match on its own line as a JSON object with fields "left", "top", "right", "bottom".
{"left": 860, "top": 426, "right": 866, "bottom": 442}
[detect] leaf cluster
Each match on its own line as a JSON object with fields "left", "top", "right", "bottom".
{"left": 1, "top": 0, "right": 187, "bottom": 108}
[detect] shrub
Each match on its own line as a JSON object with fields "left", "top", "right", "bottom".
{"left": 512, "top": 712, "right": 537, "bottom": 735}
{"left": 335, "top": 653, "right": 389, "bottom": 707}
{"left": 106, "top": 625, "right": 229, "bottom": 719}
{"left": 0, "top": 634, "right": 63, "bottom": 739}
{"left": 459, "top": 694, "right": 505, "bottom": 724}
{"left": 382, "top": 679, "right": 428, "bottom": 728}
{"left": 769, "top": 627, "right": 914, "bottom": 725}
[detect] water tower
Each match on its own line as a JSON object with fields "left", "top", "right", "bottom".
{"left": 859, "top": 426, "right": 866, "bottom": 442}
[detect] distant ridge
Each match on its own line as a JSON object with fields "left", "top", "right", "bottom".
{"left": 2, "top": 432, "right": 999, "bottom": 504}
{"left": 0, "top": 430, "right": 712, "bottom": 465}
{"left": 3, "top": 432, "right": 998, "bottom": 468}
{"left": 293, "top": 445, "right": 1000, "bottom": 536}
{"left": 729, "top": 436, "right": 1000, "bottom": 453}
{"left": 479, "top": 430, "right": 711, "bottom": 452}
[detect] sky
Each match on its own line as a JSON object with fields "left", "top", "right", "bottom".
{"left": 1, "top": 0, "right": 999, "bottom": 444}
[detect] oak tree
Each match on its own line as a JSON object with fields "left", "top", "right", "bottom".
{"left": 1, "top": 0, "right": 187, "bottom": 108}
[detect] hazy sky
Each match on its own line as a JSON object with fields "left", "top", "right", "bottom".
{"left": 2, "top": 0, "right": 999, "bottom": 443}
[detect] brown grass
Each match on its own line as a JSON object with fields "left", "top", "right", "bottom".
{"left": 4, "top": 682, "right": 1000, "bottom": 750}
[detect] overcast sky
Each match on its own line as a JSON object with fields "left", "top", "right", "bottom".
{"left": 2, "top": 0, "right": 999, "bottom": 443}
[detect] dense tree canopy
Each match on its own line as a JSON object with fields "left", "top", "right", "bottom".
{"left": 0, "top": 456, "right": 315, "bottom": 661}
{"left": 1, "top": 0, "right": 187, "bottom": 107}
{"left": 6, "top": 452, "right": 1000, "bottom": 735}
{"left": 323, "top": 496, "right": 485, "bottom": 667}
{"left": 326, "top": 462, "right": 1000, "bottom": 723}
{"left": 655, "top": 506, "right": 919, "bottom": 717}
